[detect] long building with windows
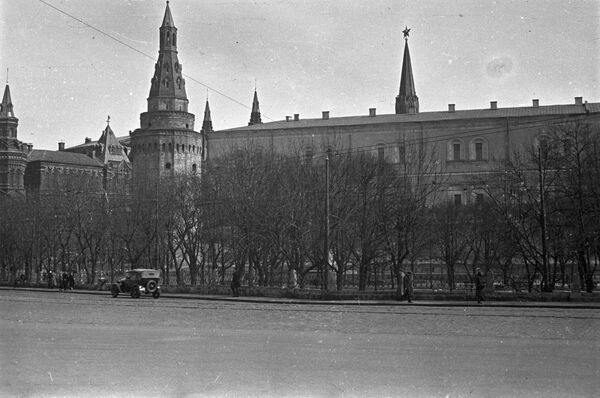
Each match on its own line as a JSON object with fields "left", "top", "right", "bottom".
{"left": 1, "top": 2, "right": 599, "bottom": 200}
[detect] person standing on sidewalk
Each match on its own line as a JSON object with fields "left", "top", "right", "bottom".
{"left": 230, "top": 266, "right": 240, "bottom": 297}
{"left": 404, "top": 271, "right": 414, "bottom": 303}
{"left": 475, "top": 268, "right": 485, "bottom": 304}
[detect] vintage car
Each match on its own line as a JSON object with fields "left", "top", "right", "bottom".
{"left": 111, "top": 269, "right": 161, "bottom": 299}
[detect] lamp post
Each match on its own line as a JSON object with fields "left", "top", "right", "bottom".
{"left": 323, "top": 148, "right": 331, "bottom": 291}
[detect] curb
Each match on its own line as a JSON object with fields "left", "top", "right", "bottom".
{"left": 2, "top": 286, "right": 600, "bottom": 309}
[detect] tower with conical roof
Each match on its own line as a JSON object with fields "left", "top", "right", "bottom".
{"left": 130, "top": 1, "right": 203, "bottom": 182}
{"left": 0, "top": 83, "right": 29, "bottom": 195}
{"left": 395, "top": 27, "right": 419, "bottom": 115}
{"left": 248, "top": 90, "right": 262, "bottom": 126}
{"left": 201, "top": 99, "right": 213, "bottom": 134}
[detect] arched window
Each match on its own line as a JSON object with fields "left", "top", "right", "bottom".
{"left": 304, "top": 147, "right": 314, "bottom": 162}
{"left": 165, "top": 163, "right": 171, "bottom": 170}
{"left": 166, "top": 32, "right": 171, "bottom": 45}
{"left": 376, "top": 143, "right": 385, "bottom": 161}
{"left": 162, "top": 143, "right": 165, "bottom": 152}
{"left": 448, "top": 139, "right": 464, "bottom": 161}
{"left": 397, "top": 144, "right": 406, "bottom": 164}
{"left": 469, "top": 138, "right": 488, "bottom": 161}
{"left": 173, "top": 33, "right": 176, "bottom": 46}
{"left": 192, "top": 164, "right": 197, "bottom": 173}
{"left": 536, "top": 134, "right": 550, "bottom": 153}
{"left": 176, "top": 144, "right": 180, "bottom": 152}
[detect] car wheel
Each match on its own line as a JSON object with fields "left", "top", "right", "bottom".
{"left": 146, "top": 280, "right": 157, "bottom": 293}
{"left": 111, "top": 285, "right": 119, "bottom": 298}
{"left": 131, "top": 286, "right": 141, "bottom": 298}
{"left": 153, "top": 290, "right": 160, "bottom": 299}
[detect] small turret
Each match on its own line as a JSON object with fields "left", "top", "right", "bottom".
{"left": 248, "top": 90, "right": 262, "bottom": 125}
{"left": 201, "top": 99, "right": 214, "bottom": 134}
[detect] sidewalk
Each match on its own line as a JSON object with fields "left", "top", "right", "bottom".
{"left": 2, "top": 286, "right": 600, "bottom": 309}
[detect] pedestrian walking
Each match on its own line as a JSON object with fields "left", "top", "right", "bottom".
{"left": 60, "top": 272, "right": 68, "bottom": 292}
{"left": 475, "top": 268, "right": 485, "bottom": 304}
{"left": 47, "top": 270, "right": 55, "bottom": 289}
{"left": 230, "top": 266, "right": 240, "bottom": 297}
{"left": 403, "top": 271, "right": 414, "bottom": 303}
{"left": 68, "top": 272, "right": 75, "bottom": 291}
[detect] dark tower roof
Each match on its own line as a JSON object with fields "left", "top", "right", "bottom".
{"left": 96, "top": 119, "right": 131, "bottom": 166}
{"left": 395, "top": 27, "right": 419, "bottom": 115}
{"left": 162, "top": 1, "right": 175, "bottom": 27}
{"left": 201, "top": 100, "right": 213, "bottom": 133}
{"left": 248, "top": 90, "right": 262, "bottom": 125}
{"left": 0, "top": 84, "right": 15, "bottom": 118}
{"left": 148, "top": 1, "right": 187, "bottom": 103}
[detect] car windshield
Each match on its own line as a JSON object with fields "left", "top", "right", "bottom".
{"left": 126, "top": 272, "right": 140, "bottom": 281}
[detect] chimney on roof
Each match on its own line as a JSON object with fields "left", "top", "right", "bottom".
{"left": 322, "top": 111, "right": 329, "bottom": 120}
{"left": 285, "top": 116, "right": 290, "bottom": 122}
{"left": 575, "top": 97, "right": 583, "bottom": 105}
{"left": 294, "top": 114, "right": 299, "bottom": 121}
{"left": 532, "top": 99, "right": 539, "bottom": 108}
{"left": 369, "top": 108, "right": 376, "bottom": 117}
{"left": 490, "top": 101, "right": 497, "bottom": 110}
{"left": 85, "top": 137, "right": 92, "bottom": 144}
{"left": 448, "top": 104, "right": 455, "bottom": 112}
{"left": 58, "top": 142, "right": 65, "bottom": 151}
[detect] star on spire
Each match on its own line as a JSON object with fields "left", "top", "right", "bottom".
{"left": 402, "top": 26, "right": 411, "bottom": 40}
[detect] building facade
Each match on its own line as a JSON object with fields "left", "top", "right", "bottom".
{"left": 2, "top": 3, "right": 599, "bottom": 201}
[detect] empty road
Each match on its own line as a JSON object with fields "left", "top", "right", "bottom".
{"left": 1, "top": 289, "right": 598, "bottom": 397}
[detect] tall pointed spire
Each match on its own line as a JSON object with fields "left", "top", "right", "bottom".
{"left": 248, "top": 90, "right": 262, "bottom": 125}
{"left": 148, "top": 1, "right": 187, "bottom": 109}
{"left": 395, "top": 27, "right": 419, "bottom": 115}
{"left": 201, "top": 99, "right": 213, "bottom": 134}
{"left": 162, "top": 1, "right": 175, "bottom": 27}
{"left": 0, "top": 84, "right": 15, "bottom": 118}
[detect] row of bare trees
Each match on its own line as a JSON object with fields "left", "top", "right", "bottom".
{"left": 1, "top": 123, "right": 598, "bottom": 292}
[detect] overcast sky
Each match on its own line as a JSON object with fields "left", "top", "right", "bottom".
{"left": 1, "top": 0, "right": 598, "bottom": 150}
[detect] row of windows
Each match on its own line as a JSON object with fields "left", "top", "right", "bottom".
{"left": 303, "top": 144, "right": 408, "bottom": 163}
{"left": 448, "top": 138, "right": 488, "bottom": 161}
{"left": 164, "top": 163, "right": 197, "bottom": 172}
{"left": 133, "top": 142, "right": 201, "bottom": 154}
{"left": 453, "top": 192, "right": 485, "bottom": 206}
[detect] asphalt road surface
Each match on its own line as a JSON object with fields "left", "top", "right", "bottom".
{"left": 1, "top": 290, "right": 598, "bottom": 398}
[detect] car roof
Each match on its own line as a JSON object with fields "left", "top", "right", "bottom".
{"left": 129, "top": 269, "right": 159, "bottom": 272}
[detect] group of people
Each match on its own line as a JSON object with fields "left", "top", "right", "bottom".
{"left": 46, "top": 270, "right": 76, "bottom": 291}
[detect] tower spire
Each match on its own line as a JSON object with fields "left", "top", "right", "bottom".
{"left": 148, "top": 1, "right": 187, "bottom": 107}
{"left": 201, "top": 99, "right": 213, "bottom": 134}
{"left": 248, "top": 89, "right": 262, "bottom": 125}
{"left": 1, "top": 84, "right": 15, "bottom": 118}
{"left": 395, "top": 26, "right": 419, "bottom": 115}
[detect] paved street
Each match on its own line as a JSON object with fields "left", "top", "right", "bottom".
{"left": 1, "top": 289, "right": 598, "bottom": 397}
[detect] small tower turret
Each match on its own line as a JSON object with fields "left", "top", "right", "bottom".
{"left": 0, "top": 82, "right": 28, "bottom": 196}
{"left": 248, "top": 90, "right": 262, "bottom": 126}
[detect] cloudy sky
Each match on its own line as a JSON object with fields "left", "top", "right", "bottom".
{"left": 1, "top": 0, "right": 598, "bottom": 150}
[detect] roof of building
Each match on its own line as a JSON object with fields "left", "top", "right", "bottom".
{"left": 217, "top": 101, "right": 600, "bottom": 133}
{"left": 28, "top": 150, "right": 101, "bottom": 167}
{"left": 0, "top": 84, "right": 15, "bottom": 118}
{"left": 161, "top": 2, "right": 175, "bottom": 28}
